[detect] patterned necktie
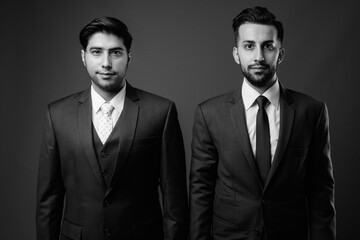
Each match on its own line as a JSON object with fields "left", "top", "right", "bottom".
{"left": 256, "top": 96, "right": 271, "bottom": 185}
{"left": 98, "top": 103, "right": 114, "bottom": 144}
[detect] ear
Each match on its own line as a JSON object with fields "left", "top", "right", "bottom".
{"left": 232, "top": 47, "right": 240, "bottom": 64}
{"left": 277, "top": 47, "right": 285, "bottom": 64}
{"left": 127, "top": 51, "right": 131, "bottom": 63}
{"left": 81, "top": 49, "right": 86, "bottom": 66}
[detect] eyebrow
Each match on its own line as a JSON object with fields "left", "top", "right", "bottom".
{"left": 242, "top": 40, "right": 255, "bottom": 44}
{"left": 242, "top": 40, "right": 275, "bottom": 44}
{"left": 88, "top": 47, "right": 125, "bottom": 51}
{"left": 262, "top": 40, "right": 275, "bottom": 44}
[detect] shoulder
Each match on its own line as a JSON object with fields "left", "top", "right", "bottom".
{"left": 283, "top": 88, "right": 329, "bottom": 121}
{"left": 195, "top": 90, "right": 236, "bottom": 117}
{"left": 198, "top": 90, "right": 235, "bottom": 109}
{"left": 47, "top": 89, "right": 88, "bottom": 110}
{"left": 130, "top": 86, "right": 177, "bottom": 117}
{"left": 133, "top": 87, "right": 174, "bottom": 106}
{"left": 283, "top": 88, "right": 325, "bottom": 109}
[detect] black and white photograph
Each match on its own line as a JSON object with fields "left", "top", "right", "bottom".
{"left": 1, "top": 0, "right": 359, "bottom": 239}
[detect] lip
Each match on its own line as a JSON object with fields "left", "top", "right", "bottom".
{"left": 98, "top": 72, "right": 115, "bottom": 75}
{"left": 250, "top": 65, "right": 267, "bottom": 70}
{"left": 98, "top": 73, "right": 116, "bottom": 78}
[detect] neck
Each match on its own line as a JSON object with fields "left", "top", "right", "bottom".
{"left": 97, "top": 90, "right": 117, "bottom": 102}
{"left": 92, "top": 81, "right": 125, "bottom": 102}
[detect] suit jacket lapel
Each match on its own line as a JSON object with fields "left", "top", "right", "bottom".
{"left": 78, "top": 88, "right": 106, "bottom": 189}
{"left": 106, "top": 83, "right": 139, "bottom": 196}
{"left": 265, "top": 86, "right": 294, "bottom": 188}
{"left": 229, "top": 88, "right": 263, "bottom": 188}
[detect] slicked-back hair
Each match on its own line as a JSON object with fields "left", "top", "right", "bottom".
{"left": 232, "top": 6, "right": 284, "bottom": 45}
{"left": 79, "top": 17, "right": 133, "bottom": 52}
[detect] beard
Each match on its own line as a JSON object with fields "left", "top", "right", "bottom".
{"left": 241, "top": 62, "right": 277, "bottom": 88}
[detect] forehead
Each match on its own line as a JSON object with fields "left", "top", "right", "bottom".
{"left": 87, "top": 32, "right": 125, "bottom": 49}
{"left": 238, "top": 23, "right": 278, "bottom": 43}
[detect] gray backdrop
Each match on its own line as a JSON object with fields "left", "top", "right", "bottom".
{"left": 1, "top": 0, "right": 359, "bottom": 239}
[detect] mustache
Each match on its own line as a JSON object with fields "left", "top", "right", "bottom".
{"left": 248, "top": 63, "right": 269, "bottom": 69}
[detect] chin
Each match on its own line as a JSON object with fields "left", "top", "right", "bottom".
{"left": 251, "top": 71, "right": 276, "bottom": 85}
{"left": 101, "top": 85, "right": 120, "bottom": 92}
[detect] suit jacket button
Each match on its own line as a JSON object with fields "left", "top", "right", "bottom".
{"left": 104, "top": 199, "right": 111, "bottom": 207}
{"left": 104, "top": 228, "right": 111, "bottom": 236}
{"left": 101, "top": 152, "right": 107, "bottom": 158}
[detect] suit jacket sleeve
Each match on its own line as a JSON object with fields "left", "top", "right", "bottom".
{"left": 36, "top": 106, "right": 65, "bottom": 240}
{"left": 189, "top": 105, "right": 219, "bottom": 240}
{"left": 160, "top": 102, "right": 188, "bottom": 240}
{"left": 307, "top": 103, "right": 336, "bottom": 240}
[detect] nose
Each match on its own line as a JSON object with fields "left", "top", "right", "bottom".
{"left": 102, "top": 54, "right": 112, "bottom": 69}
{"left": 255, "top": 48, "right": 265, "bottom": 62}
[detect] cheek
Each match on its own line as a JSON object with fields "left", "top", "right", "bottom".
{"left": 85, "top": 62, "right": 96, "bottom": 72}
{"left": 238, "top": 51, "right": 252, "bottom": 62}
{"left": 265, "top": 52, "right": 279, "bottom": 63}
{"left": 238, "top": 55, "right": 250, "bottom": 66}
{"left": 114, "top": 60, "right": 129, "bottom": 70}
{"left": 84, "top": 57, "right": 98, "bottom": 68}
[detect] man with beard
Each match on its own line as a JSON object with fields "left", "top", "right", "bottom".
{"left": 36, "top": 17, "right": 188, "bottom": 240}
{"left": 189, "top": 6, "right": 335, "bottom": 240}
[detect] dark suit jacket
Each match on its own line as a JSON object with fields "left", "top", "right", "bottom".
{"left": 36, "top": 83, "right": 188, "bottom": 240}
{"left": 189, "top": 84, "right": 335, "bottom": 240}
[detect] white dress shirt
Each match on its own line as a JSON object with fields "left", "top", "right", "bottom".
{"left": 242, "top": 79, "right": 280, "bottom": 162}
{"left": 91, "top": 82, "right": 126, "bottom": 135}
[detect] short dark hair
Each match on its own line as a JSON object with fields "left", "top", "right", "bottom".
{"left": 79, "top": 16, "right": 133, "bottom": 52}
{"left": 232, "top": 6, "right": 284, "bottom": 45}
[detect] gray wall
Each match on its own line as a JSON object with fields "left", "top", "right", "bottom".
{"left": 1, "top": 0, "right": 359, "bottom": 239}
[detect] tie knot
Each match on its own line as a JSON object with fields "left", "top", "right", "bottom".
{"left": 256, "top": 96, "right": 269, "bottom": 109}
{"left": 100, "top": 103, "right": 114, "bottom": 116}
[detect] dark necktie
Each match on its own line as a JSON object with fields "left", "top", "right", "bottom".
{"left": 256, "top": 96, "right": 271, "bottom": 185}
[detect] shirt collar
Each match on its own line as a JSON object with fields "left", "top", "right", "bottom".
{"left": 242, "top": 78, "right": 280, "bottom": 111}
{"left": 91, "top": 81, "right": 127, "bottom": 113}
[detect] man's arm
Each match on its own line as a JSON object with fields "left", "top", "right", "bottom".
{"left": 160, "top": 102, "right": 188, "bottom": 240}
{"left": 36, "top": 106, "right": 65, "bottom": 240}
{"left": 307, "top": 103, "right": 336, "bottom": 240}
{"left": 189, "top": 105, "right": 218, "bottom": 240}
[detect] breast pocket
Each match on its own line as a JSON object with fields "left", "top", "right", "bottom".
{"left": 285, "top": 148, "right": 308, "bottom": 162}
{"left": 285, "top": 148, "right": 308, "bottom": 158}
{"left": 282, "top": 147, "right": 308, "bottom": 173}
{"left": 132, "top": 136, "right": 159, "bottom": 149}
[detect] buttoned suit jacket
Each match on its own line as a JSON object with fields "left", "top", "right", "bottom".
{"left": 36, "top": 82, "right": 188, "bottom": 240}
{"left": 189, "top": 83, "right": 335, "bottom": 240}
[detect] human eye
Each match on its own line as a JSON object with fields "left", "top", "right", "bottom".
{"left": 264, "top": 44, "right": 275, "bottom": 51}
{"left": 90, "top": 49, "right": 102, "bottom": 56}
{"left": 110, "top": 50, "right": 123, "bottom": 58}
{"left": 243, "top": 43, "right": 254, "bottom": 50}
